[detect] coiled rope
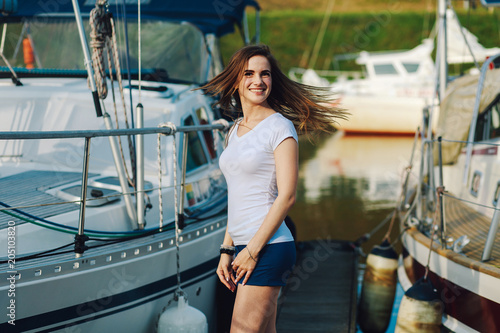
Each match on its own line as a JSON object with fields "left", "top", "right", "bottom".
{"left": 89, "top": 0, "right": 136, "bottom": 187}
{"left": 89, "top": 1, "right": 110, "bottom": 99}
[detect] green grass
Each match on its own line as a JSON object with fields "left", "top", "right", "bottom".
{"left": 220, "top": 11, "right": 500, "bottom": 74}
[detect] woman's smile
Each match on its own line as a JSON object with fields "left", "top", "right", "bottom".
{"left": 238, "top": 55, "right": 272, "bottom": 107}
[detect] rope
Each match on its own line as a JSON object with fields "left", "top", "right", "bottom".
{"left": 89, "top": 1, "right": 136, "bottom": 187}
{"left": 0, "top": 172, "right": 222, "bottom": 214}
{"left": 353, "top": 210, "right": 394, "bottom": 246}
{"left": 158, "top": 122, "right": 185, "bottom": 300}
{"left": 89, "top": 2, "right": 109, "bottom": 99}
{"left": 439, "top": 138, "right": 500, "bottom": 147}
{"left": 382, "top": 163, "right": 414, "bottom": 242}
{"left": 443, "top": 192, "right": 500, "bottom": 211}
{"left": 109, "top": 17, "right": 136, "bottom": 183}
{"left": 424, "top": 186, "right": 444, "bottom": 281}
{"left": 157, "top": 122, "right": 177, "bottom": 231}
{"left": 0, "top": 200, "right": 164, "bottom": 238}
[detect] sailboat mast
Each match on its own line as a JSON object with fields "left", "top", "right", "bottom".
{"left": 438, "top": 0, "right": 448, "bottom": 100}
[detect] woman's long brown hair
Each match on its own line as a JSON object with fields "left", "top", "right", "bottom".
{"left": 198, "top": 44, "right": 347, "bottom": 135}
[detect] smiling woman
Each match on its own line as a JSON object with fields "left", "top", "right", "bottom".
{"left": 199, "top": 44, "right": 346, "bottom": 333}
{"left": 201, "top": 44, "right": 347, "bottom": 135}
{"left": 237, "top": 56, "right": 273, "bottom": 113}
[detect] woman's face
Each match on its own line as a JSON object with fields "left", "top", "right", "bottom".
{"left": 237, "top": 55, "right": 272, "bottom": 108}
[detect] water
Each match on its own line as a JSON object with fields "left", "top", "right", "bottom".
{"left": 290, "top": 131, "right": 416, "bottom": 249}
{"left": 289, "top": 132, "right": 416, "bottom": 333}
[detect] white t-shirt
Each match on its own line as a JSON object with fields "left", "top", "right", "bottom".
{"left": 219, "top": 112, "right": 298, "bottom": 246}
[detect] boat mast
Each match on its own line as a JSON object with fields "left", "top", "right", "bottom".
{"left": 437, "top": 0, "right": 448, "bottom": 100}
{"left": 71, "top": 0, "right": 102, "bottom": 118}
{"left": 71, "top": 0, "right": 139, "bottom": 229}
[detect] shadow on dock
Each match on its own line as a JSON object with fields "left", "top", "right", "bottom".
{"left": 277, "top": 240, "right": 359, "bottom": 333}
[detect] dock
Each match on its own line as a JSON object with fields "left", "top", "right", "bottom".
{"left": 276, "top": 240, "right": 359, "bottom": 333}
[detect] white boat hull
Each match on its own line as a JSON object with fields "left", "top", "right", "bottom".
{"left": 336, "top": 95, "right": 434, "bottom": 135}
{"left": 0, "top": 217, "right": 226, "bottom": 332}
{"left": 398, "top": 228, "right": 500, "bottom": 333}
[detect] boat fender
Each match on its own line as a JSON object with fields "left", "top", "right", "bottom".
{"left": 395, "top": 278, "right": 443, "bottom": 333}
{"left": 157, "top": 295, "right": 208, "bottom": 333}
{"left": 23, "top": 38, "right": 35, "bottom": 69}
{"left": 358, "top": 239, "right": 398, "bottom": 333}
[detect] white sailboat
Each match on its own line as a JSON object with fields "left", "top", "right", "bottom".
{"left": 291, "top": 8, "right": 499, "bottom": 135}
{"left": 397, "top": 1, "right": 500, "bottom": 332}
{"left": 0, "top": 0, "right": 259, "bottom": 331}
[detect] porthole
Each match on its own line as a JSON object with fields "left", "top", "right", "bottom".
{"left": 470, "top": 171, "right": 482, "bottom": 197}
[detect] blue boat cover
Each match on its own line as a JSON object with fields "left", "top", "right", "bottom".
{"left": 0, "top": 0, "right": 260, "bottom": 36}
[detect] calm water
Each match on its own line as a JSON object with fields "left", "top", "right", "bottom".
{"left": 289, "top": 132, "right": 416, "bottom": 333}
{"left": 290, "top": 131, "right": 416, "bottom": 251}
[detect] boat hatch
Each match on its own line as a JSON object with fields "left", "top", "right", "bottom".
{"left": 90, "top": 176, "right": 153, "bottom": 193}
{"left": 0, "top": 171, "right": 85, "bottom": 229}
{"left": 53, "top": 185, "right": 120, "bottom": 207}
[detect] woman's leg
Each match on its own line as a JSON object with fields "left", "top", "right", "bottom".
{"left": 231, "top": 284, "right": 281, "bottom": 333}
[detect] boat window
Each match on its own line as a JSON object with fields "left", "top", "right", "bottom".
{"left": 475, "top": 99, "right": 500, "bottom": 141}
{"left": 474, "top": 112, "right": 487, "bottom": 142}
{"left": 195, "top": 107, "right": 216, "bottom": 159}
{"left": 373, "top": 64, "right": 398, "bottom": 75}
{"left": 493, "top": 181, "right": 500, "bottom": 207}
{"left": 489, "top": 101, "right": 500, "bottom": 140}
{"left": 183, "top": 115, "right": 208, "bottom": 172}
{"left": 0, "top": 19, "right": 208, "bottom": 84}
{"left": 402, "top": 63, "right": 419, "bottom": 73}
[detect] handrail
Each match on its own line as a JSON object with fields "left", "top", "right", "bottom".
{"left": 0, "top": 122, "right": 228, "bottom": 257}
{"left": 430, "top": 136, "right": 499, "bottom": 260}
{"left": 463, "top": 53, "right": 500, "bottom": 184}
{"left": 0, "top": 123, "right": 227, "bottom": 140}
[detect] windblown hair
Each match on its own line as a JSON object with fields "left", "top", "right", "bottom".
{"left": 199, "top": 44, "right": 347, "bottom": 135}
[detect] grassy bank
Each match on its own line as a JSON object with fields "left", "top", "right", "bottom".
{"left": 220, "top": 10, "right": 500, "bottom": 73}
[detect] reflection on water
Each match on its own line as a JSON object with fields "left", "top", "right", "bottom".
{"left": 290, "top": 132, "right": 417, "bottom": 253}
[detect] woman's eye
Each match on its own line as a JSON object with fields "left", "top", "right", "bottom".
{"left": 244, "top": 72, "right": 252, "bottom": 77}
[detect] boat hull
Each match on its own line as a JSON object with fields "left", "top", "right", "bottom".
{"left": 336, "top": 95, "right": 434, "bottom": 135}
{"left": 398, "top": 228, "right": 500, "bottom": 333}
{"left": 0, "top": 217, "right": 226, "bottom": 332}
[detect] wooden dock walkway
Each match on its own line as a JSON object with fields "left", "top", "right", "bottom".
{"left": 276, "top": 240, "right": 359, "bottom": 333}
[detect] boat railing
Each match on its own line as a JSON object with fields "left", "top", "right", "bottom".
{"left": 0, "top": 122, "right": 228, "bottom": 258}
{"left": 430, "top": 136, "right": 500, "bottom": 262}
{"left": 288, "top": 67, "right": 365, "bottom": 83}
{"left": 412, "top": 53, "right": 500, "bottom": 262}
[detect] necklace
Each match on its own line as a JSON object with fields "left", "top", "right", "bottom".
{"left": 238, "top": 122, "right": 253, "bottom": 131}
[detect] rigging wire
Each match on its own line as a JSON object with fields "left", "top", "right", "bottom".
{"left": 119, "top": 0, "right": 136, "bottom": 135}
{"left": 449, "top": 2, "right": 480, "bottom": 71}
{"left": 138, "top": 0, "right": 142, "bottom": 103}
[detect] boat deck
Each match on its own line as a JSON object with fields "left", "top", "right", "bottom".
{"left": 442, "top": 194, "right": 500, "bottom": 269}
{"left": 0, "top": 170, "right": 85, "bottom": 229}
{"left": 276, "top": 240, "right": 358, "bottom": 333}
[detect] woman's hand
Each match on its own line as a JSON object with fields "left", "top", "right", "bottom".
{"left": 217, "top": 254, "right": 236, "bottom": 292}
{"left": 232, "top": 247, "right": 258, "bottom": 286}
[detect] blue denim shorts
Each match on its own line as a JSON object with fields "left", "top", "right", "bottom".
{"left": 235, "top": 241, "right": 296, "bottom": 287}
